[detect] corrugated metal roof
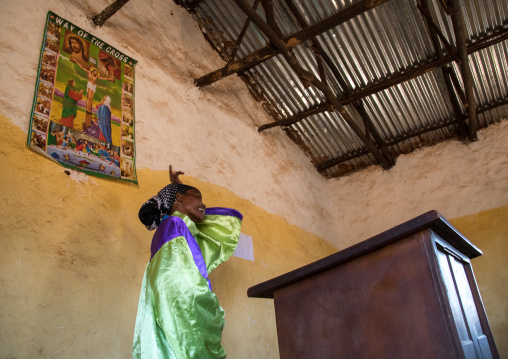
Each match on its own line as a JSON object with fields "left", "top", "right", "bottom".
{"left": 178, "top": 0, "right": 508, "bottom": 178}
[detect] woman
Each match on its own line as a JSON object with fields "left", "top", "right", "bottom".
{"left": 133, "top": 166, "right": 242, "bottom": 358}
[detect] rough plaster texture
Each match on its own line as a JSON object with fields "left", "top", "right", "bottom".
{"left": 329, "top": 120, "right": 508, "bottom": 248}
{"left": 1, "top": 0, "right": 507, "bottom": 248}
{"left": 450, "top": 206, "right": 508, "bottom": 358}
{"left": 0, "top": 115, "right": 336, "bottom": 358}
{"left": 1, "top": 0, "right": 507, "bottom": 357}
{"left": 0, "top": 0, "right": 334, "bottom": 243}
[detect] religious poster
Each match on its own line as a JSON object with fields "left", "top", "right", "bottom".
{"left": 27, "top": 11, "right": 138, "bottom": 183}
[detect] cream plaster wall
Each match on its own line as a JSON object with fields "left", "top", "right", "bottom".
{"left": 1, "top": 0, "right": 506, "bottom": 249}
{"left": 0, "top": 115, "right": 337, "bottom": 358}
{"left": 0, "top": 0, "right": 334, "bottom": 244}
{"left": 450, "top": 206, "right": 508, "bottom": 357}
{"left": 1, "top": 0, "right": 507, "bottom": 357}
{"left": 328, "top": 120, "right": 508, "bottom": 249}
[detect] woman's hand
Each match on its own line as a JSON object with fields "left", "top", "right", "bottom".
{"left": 169, "top": 165, "right": 184, "bottom": 184}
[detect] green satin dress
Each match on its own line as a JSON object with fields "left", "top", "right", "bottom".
{"left": 132, "top": 207, "right": 242, "bottom": 359}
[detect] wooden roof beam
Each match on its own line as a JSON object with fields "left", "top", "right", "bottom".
{"left": 255, "top": 28, "right": 507, "bottom": 132}
{"left": 258, "top": 103, "right": 330, "bottom": 131}
{"left": 448, "top": 0, "right": 478, "bottom": 141}
{"left": 263, "top": 0, "right": 389, "bottom": 155}
{"left": 441, "top": 67, "right": 469, "bottom": 138}
{"left": 340, "top": 27, "right": 508, "bottom": 105}
{"left": 284, "top": 0, "right": 352, "bottom": 95}
{"left": 261, "top": 0, "right": 283, "bottom": 39}
{"left": 92, "top": 0, "right": 130, "bottom": 27}
{"left": 477, "top": 98, "right": 508, "bottom": 114}
{"left": 186, "top": 0, "right": 206, "bottom": 10}
{"left": 223, "top": 0, "right": 261, "bottom": 75}
{"left": 418, "top": 0, "right": 468, "bottom": 138}
{"left": 317, "top": 149, "right": 370, "bottom": 173}
{"left": 233, "top": 0, "right": 393, "bottom": 169}
{"left": 317, "top": 97, "right": 508, "bottom": 172}
{"left": 416, "top": 3, "right": 454, "bottom": 54}
{"left": 195, "top": 0, "right": 391, "bottom": 88}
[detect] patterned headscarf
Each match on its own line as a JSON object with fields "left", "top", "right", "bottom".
{"left": 139, "top": 183, "right": 196, "bottom": 230}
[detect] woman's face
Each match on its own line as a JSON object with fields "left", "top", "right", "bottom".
{"left": 177, "top": 188, "right": 206, "bottom": 223}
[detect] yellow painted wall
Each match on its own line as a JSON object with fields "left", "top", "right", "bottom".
{"left": 0, "top": 114, "right": 336, "bottom": 358}
{"left": 449, "top": 206, "right": 508, "bottom": 358}
{"left": 2, "top": 112, "right": 507, "bottom": 358}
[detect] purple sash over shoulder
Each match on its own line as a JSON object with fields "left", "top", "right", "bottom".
{"left": 204, "top": 207, "right": 243, "bottom": 220}
{"left": 150, "top": 216, "right": 212, "bottom": 290}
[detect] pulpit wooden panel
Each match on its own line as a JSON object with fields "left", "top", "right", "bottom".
{"left": 248, "top": 211, "right": 499, "bottom": 359}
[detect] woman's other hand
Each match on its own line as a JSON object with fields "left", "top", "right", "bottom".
{"left": 169, "top": 165, "right": 184, "bottom": 184}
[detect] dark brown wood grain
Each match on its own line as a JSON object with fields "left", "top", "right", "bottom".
{"left": 274, "top": 231, "right": 459, "bottom": 358}
{"left": 248, "top": 210, "right": 481, "bottom": 298}
{"left": 248, "top": 210, "right": 499, "bottom": 358}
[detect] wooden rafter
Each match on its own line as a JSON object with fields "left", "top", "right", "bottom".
{"left": 92, "top": 0, "right": 130, "bottom": 27}
{"left": 353, "top": 101, "right": 387, "bottom": 148}
{"left": 284, "top": 0, "right": 351, "bottom": 93}
{"left": 261, "top": 0, "right": 389, "bottom": 160}
{"left": 255, "top": 27, "right": 508, "bottom": 132}
{"left": 258, "top": 103, "right": 330, "bottom": 131}
{"left": 341, "top": 28, "right": 507, "bottom": 105}
{"left": 418, "top": 0, "right": 468, "bottom": 138}
{"left": 442, "top": 67, "right": 469, "bottom": 138}
{"left": 315, "top": 52, "right": 327, "bottom": 85}
{"left": 477, "top": 98, "right": 508, "bottom": 114}
{"left": 195, "top": 0, "right": 391, "bottom": 87}
{"left": 316, "top": 97, "right": 508, "bottom": 172}
{"left": 186, "top": 0, "right": 206, "bottom": 10}
{"left": 447, "top": 67, "right": 467, "bottom": 104}
{"left": 233, "top": 0, "right": 393, "bottom": 169}
{"left": 261, "top": 0, "right": 283, "bottom": 39}
{"left": 448, "top": 0, "right": 478, "bottom": 141}
{"left": 317, "top": 149, "right": 370, "bottom": 173}
{"left": 416, "top": 4, "right": 454, "bottom": 54}
{"left": 223, "top": 0, "right": 261, "bottom": 75}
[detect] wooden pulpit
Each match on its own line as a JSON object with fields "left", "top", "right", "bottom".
{"left": 248, "top": 210, "right": 499, "bottom": 359}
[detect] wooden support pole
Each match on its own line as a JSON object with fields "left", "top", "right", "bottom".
{"left": 255, "top": 28, "right": 507, "bottom": 132}
{"left": 340, "top": 27, "right": 507, "bottom": 105}
{"left": 266, "top": 0, "right": 389, "bottom": 158}
{"left": 447, "top": 66, "right": 467, "bottom": 104}
{"left": 261, "top": 0, "right": 283, "bottom": 39}
{"left": 92, "top": 0, "right": 130, "bottom": 27}
{"left": 317, "top": 96, "right": 508, "bottom": 172}
{"left": 195, "top": 0, "right": 391, "bottom": 87}
{"left": 442, "top": 67, "right": 468, "bottom": 137}
{"left": 284, "top": 0, "right": 352, "bottom": 95}
{"left": 416, "top": 4, "right": 454, "bottom": 54}
{"left": 449, "top": 0, "right": 478, "bottom": 141}
{"left": 224, "top": 0, "right": 261, "bottom": 75}
{"left": 317, "top": 149, "right": 370, "bottom": 173}
{"left": 419, "top": 0, "right": 467, "bottom": 137}
{"left": 258, "top": 104, "right": 330, "bottom": 131}
{"left": 234, "top": 0, "right": 392, "bottom": 169}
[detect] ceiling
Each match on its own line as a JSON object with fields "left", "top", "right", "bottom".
{"left": 176, "top": 0, "right": 508, "bottom": 178}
